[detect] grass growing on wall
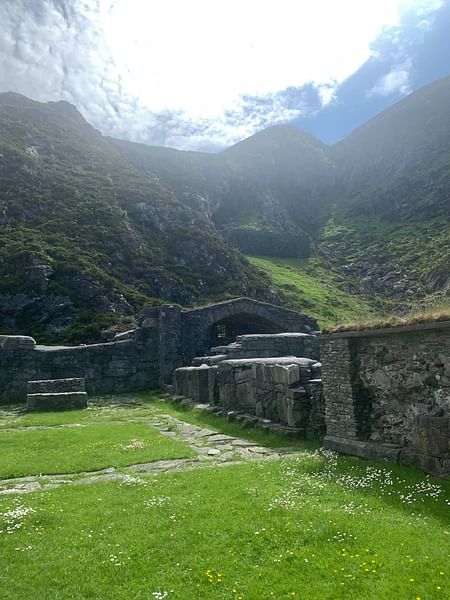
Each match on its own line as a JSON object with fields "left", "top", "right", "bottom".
{"left": 322, "top": 299, "right": 450, "bottom": 333}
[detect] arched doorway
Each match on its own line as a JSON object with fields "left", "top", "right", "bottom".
{"left": 208, "top": 312, "right": 281, "bottom": 349}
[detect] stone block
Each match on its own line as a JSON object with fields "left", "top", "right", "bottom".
{"left": 325, "top": 436, "right": 402, "bottom": 462}
{"left": 412, "top": 415, "right": 450, "bottom": 457}
{"left": 28, "top": 378, "right": 85, "bottom": 394}
{"left": 27, "top": 391, "right": 88, "bottom": 412}
{"left": 234, "top": 367, "right": 252, "bottom": 383}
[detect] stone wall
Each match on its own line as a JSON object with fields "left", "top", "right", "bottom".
{"left": 0, "top": 298, "right": 318, "bottom": 402}
{"left": 180, "top": 298, "right": 318, "bottom": 367}
{"left": 0, "top": 325, "right": 159, "bottom": 403}
{"left": 320, "top": 321, "right": 450, "bottom": 477}
{"left": 174, "top": 355, "right": 324, "bottom": 439}
{"left": 193, "top": 332, "right": 320, "bottom": 365}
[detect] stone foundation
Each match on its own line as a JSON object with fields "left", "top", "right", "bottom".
{"left": 174, "top": 353, "right": 325, "bottom": 439}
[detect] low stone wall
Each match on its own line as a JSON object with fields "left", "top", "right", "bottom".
{"left": 173, "top": 365, "right": 215, "bottom": 404}
{"left": 320, "top": 321, "right": 450, "bottom": 477}
{"left": 174, "top": 357, "right": 325, "bottom": 438}
{"left": 0, "top": 326, "right": 159, "bottom": 403}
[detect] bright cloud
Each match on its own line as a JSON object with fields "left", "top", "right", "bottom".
{"left": 0, "top": 0, "right": 445, "bottom": 149}
{"left": 370, "top": 62, "right": 413, "bottom": 97}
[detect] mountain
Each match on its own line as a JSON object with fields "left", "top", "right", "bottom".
{"left": 319, "top": 76, "right": 450, "bottom": 303}
{"left": 0, "top": 76, "right": 449, "bottom": 341}
{"left": 0, "top": 93, "right": 275, "bottom": 342}
{"left": 112, "top": 124, "right": 334, "bottom": 258}
{"left": 333, "top": 75, "right": 450, "bottom": 220}
{"left": 216, "top": 125, "right": 334, "bottom": 256}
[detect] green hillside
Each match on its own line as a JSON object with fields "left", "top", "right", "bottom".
{"left": 0, "top": 93, "right": 272, "bottom": 342}
{"left": 247, "top": 256, "right": 376, "bottom": 329}
{"left": 1, "top": 77, "right": 449, "bottom": 342}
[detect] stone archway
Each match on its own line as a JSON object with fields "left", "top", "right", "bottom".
{"left": 208, "top": 312, "right": 281, "bottom": 348}
{"left": 180, "top": 297, "right": 318, "bottom": 365}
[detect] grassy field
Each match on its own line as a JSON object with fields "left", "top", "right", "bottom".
{"left": 0, "top": 418, "right": 194, "bottom": 479}
{"left": 143, "top": 394, "right": 320, "bottom": 450}
{"left": 247, "top": 255, "right": 375, "bottom": 329}
{"left": 0, "top": 396, "right": 449, "bottom": 599}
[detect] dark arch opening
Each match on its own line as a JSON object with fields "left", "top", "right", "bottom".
{"left": 208, "top": 312, "right": 281, "bottom": 349}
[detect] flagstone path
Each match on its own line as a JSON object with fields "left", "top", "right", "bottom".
{"left": 0, "top": 398, "right": 300, "bottom": 495}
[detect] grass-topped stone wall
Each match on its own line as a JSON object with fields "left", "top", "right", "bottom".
{"left": 320, "top": 321, "right": 450, "bottom": 477}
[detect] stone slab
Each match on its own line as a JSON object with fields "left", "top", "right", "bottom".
{"left": 27, "top": 391, "right": 87, "bottom": 412}
{"left": 324, "top": 435, "right": 402, "bottom": 463}
{"left": 28, "top": 378, "right": 85, "bottom": 394}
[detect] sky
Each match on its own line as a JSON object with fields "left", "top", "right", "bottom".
{"left": 0, "top": 0, "right": 449, "bottom": 151}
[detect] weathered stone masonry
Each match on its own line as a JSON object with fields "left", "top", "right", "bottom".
{"left": 0, "top": 297, "right": 316, "bottom": 403}
{"left": 0, "top": 325, "right": 159, "bottom": 403}
{"left": 320, "top": 321, "right": 450, "bottom": 477}
{"left": 173, "top": 332, "right": 325, "bottom": 438}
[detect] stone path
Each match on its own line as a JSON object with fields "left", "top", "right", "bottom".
{"left": 0, "top": 403, "right": 298, "bottom": 495}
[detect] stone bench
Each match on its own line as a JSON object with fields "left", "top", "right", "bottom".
{"left": 27, "top": 378, "right": 87, "bottom": 412}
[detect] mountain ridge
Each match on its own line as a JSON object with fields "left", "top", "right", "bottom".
{"left": 0, "top": 76, "right": 449, "bottom": 341}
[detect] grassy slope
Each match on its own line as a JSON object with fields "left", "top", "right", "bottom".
{"left": 247, "top": 255, "right": 376, "bottom": 329}
{"left": 319, "top": 216, "right": 450, "bottom": 296}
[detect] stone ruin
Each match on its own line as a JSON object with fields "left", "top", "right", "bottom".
{"left": 173, "top": 333, "right": 325, "bottom": 438}
{"left": 0, "top": 297, "right": 448, "bottom": 478}
{"left": 27, "top": 378, "right": 87, "bottom": 412}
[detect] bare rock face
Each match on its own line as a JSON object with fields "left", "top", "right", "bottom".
{"left": 26, "top": 261, "right": 54, "bottom": 292}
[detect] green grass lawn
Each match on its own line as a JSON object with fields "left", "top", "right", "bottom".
{"left": 143, "top": 394, "right": 320, "bottom": 450}
{"left": 1, "top": 452, "right": 449, "bottom": 599}
{"left": 0, "top": 402, "right": 157, "bottom": 429}
{"left": 0, "top": 422, "right": 194, "bottom": 479}
{"left": 0, "top": 396, "right": 449, "bottom": 599}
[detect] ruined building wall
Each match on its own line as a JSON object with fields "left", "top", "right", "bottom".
{"left": 0, "top": 298, "right": 318, "bottom": 402}
{"left": 0, "top": 325, "right": 160, "bottom": 403}
{"left": 320, "top": 321, "right": 450, "bottom": 477}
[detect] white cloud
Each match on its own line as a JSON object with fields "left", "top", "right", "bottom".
{"left": 0, "top": 0, "right": 445, "bottom": 149}
{"left": 369, "top": 61, "right": 412, "bottom": 97}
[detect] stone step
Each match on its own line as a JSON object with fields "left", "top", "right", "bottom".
{"left": 209, "top": 343, "right": 242, "bottom": 355}
{"left": 27, "top": 391, "right": 88, "bottom": 412}
{"left": 27, "top": 378, "right": 85, "bottom": 394}
{"left": 192, "top": 354, "right": 227, "bottom": 366}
